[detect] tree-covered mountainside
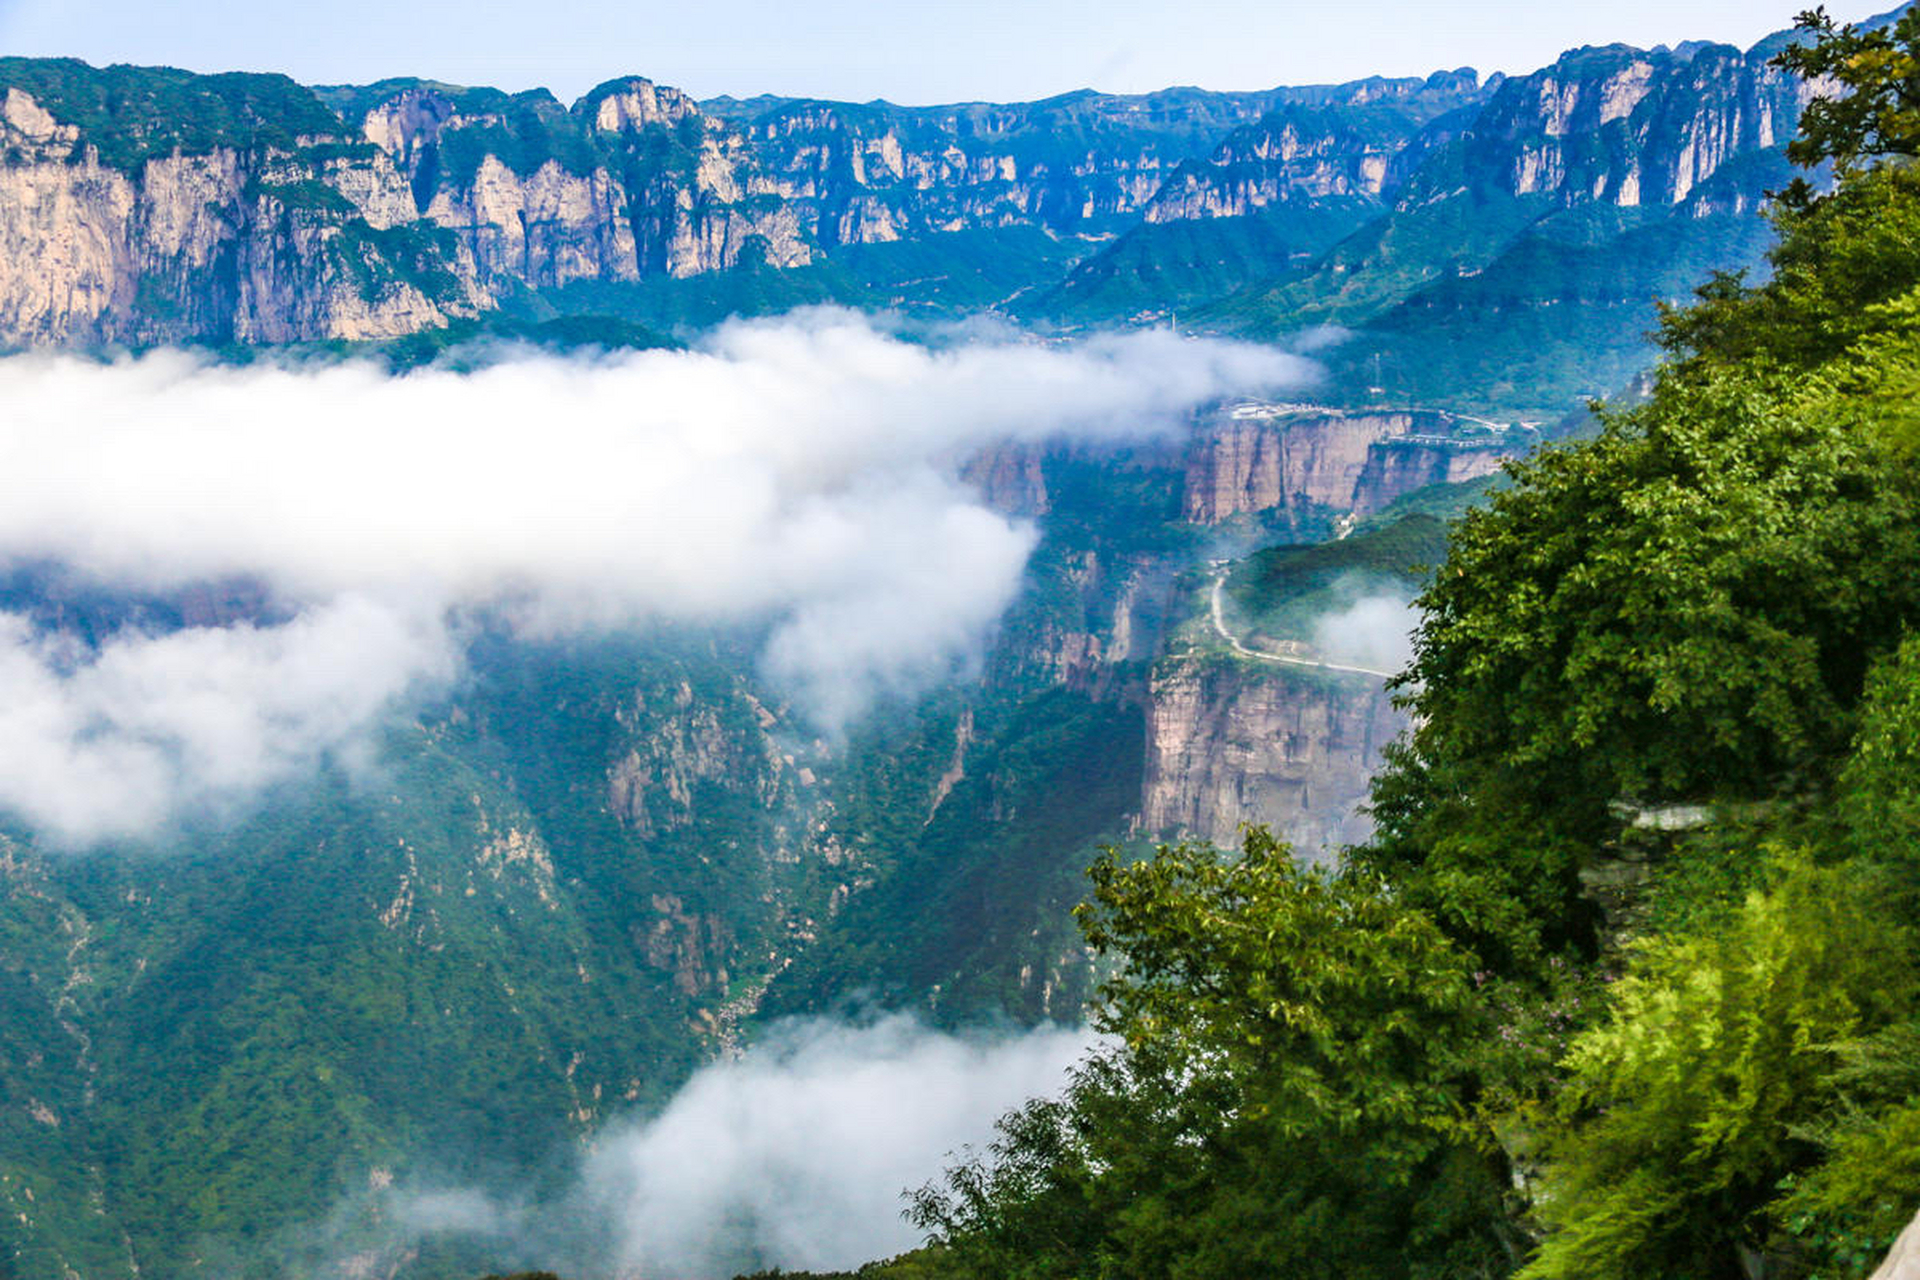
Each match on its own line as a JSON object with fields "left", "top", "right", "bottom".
{"left": 885, "top": 10, "right": 1920, "bottom": 1279}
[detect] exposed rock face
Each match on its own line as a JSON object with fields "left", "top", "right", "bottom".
{"left": 1142, "top": 71, "right": 1487, "bottom": 223}
{"left": 1183, "top": 404, "right": 1528, "bottom": 523}
{"left": 960, "top": 441, "right": 1051, "bottom": 516}
{"left": 0, "top": 86, "right": 469, "bottom": 344}
{"left": 606, "top": 679, "right": 787, "bottom": 838}
{"left": 1007, "top": 545, "right": 1178, "bottom": 694}
{"left": 0, "top": 21, "right": 1816, "bottom": 347}
{"left": 713, "top": 87, "right": 1294, "bottom": 243}
{"left": 1409, "top": 40, "right": 1812, "bottom": 212}
{"left": 1184, "top": 407, "right": 1414, "bottom": 523}
{"left": 643, "top": 892, "right": 733, "bottom": 997}
{"left": 1351, "top": 438, "right": 1512, "bottom": 514}
{"left": 1139, "top": 657, "right": 1404, "bottom": 853}
{"left": 1871, "top": 1206, "right": 1920, "bottom": 1280}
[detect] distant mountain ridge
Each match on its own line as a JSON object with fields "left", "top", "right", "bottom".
{"left": 0, "top": 15, "right": 1836, "bottom": 410}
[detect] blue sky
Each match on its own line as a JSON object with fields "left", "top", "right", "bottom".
{"left": 0, "top": 0, "right": 1895, "bottom": 105}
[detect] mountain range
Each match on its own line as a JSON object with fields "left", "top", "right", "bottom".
{"left": 2, "top": 22, "right": 1808, "bottom": 413}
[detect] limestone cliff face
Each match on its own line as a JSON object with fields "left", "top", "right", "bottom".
{"left": 1007, "top": 545, "right": 1178, "bottom": 694}
{"left": 0, "top": 86, "right": 470, "bottom": 344}
{"left": 370, "top": 78, "right": 813, "bottom": 286}
{"left": 1350, "top": 438, "right": 1512, "bottom": 514}
{"left": 1184, "top": 407, "right": 1414, "bottom": 523}
{"left": 0, "top": 23, "right": 1818, "bottom": 346}
{"left": 1139, "top": 657, "right": 1404, "bottom": 853}
{"left": 1183, "top": 405, "right": 1526, "bottom": 523}
{"left": 0, "top": 70, "right": 814, "bottom": 344}
{"left": 1412, "top": 40, "right": 1811, "bottom": 212}
{"left": 712, "top": 87, "right": 1292, "bottom": 243}
{"left": 1142, "top": 72, "right": 1487, "bottom": 223}
{"left": 960, "top": 441, "right": 1051, "bottom": 517}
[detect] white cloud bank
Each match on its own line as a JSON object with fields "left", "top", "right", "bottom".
{"left": 294, "top": 1017, "right": 1095, "bottom": 1278}
{"left": 0, "top": 312, "right": 1310, "bottom": 841}
{"left": 1311, "top": 590, "right": 1421, "bottom": 674}
{"left": 0, "top": 597, "right": 455, "bottom": 844}
{"left": 586, "top": 1015, "right": 1093, "bottom": 1277}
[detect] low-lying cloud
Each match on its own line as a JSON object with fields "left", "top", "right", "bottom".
{"left": 588, "top": 1016, "right": 1089, "bottom": 1275}
{"left": 0, "top": 311, "right": 1311, "bottom": 842}
{"left": 1310, "top": 589, "right": 1420, "bottom": 674}
{"left": 280, "top": 1016, "right": 1093, "bottom": 1279}
{"left": 590, "top": 1015, "right": 1093, "bottom": 1276}
{"left": 0, "top": 596, "right": 456, "bottom": 843}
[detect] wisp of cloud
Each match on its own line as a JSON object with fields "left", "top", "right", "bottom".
{"left": 0, "top": 311, "right": 1311, "bottom": 843}
{"left": 1310, "top": 588, "right": 1420, "bottom": 674}
{"left": 586, "top": 1015, "right": 1093, "bottom": 1277}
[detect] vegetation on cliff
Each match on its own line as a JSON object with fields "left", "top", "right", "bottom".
{"left": 900, "top": 11, "right": 1920, "bottom": 1278}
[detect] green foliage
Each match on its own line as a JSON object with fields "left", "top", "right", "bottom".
{"left": 1076, "top": 831, "right": 1480, "bottom": 1144}
{"left": 1335, "top": 209, "right": 1782, "bottom": 417}
{"left": 1517, "top": 851, "right": 1917, "bottom": 1280}
{"left": 1035, "top": 200, "right": 1382, "bottom": 323}
{"left": 831, "top": 228, "right": 1096, "bottom": 314}
{"left": 1839, "top": 633, "right": 1920, "bottom": 854}
{"left": 1659, "top": 165, "right": 1920, "bottom": 374}
{"left": 0, "top": 57, "right": 341, "bottom": 173}
{"left": 373, "top": 311, "right": 679, "bottom": 370}
{"left": 760, "top": 684, "right": 1144, "bottom": 1027}
{"left": 1226, "top": 512, "right": 1448, "bottom": 642}
{"left": 913, "top": 831, "right": 1517, "bottom": 1280}
{"left": 1776, "top": 6, "right": 1920, "bottom": 171}
{"left": 1361, "top": 355, "right": 1920, "bottom": 967}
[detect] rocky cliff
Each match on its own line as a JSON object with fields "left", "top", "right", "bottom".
{"left": 709, "top": 87, "right": 1291, "bottom": 244}
{"left": 1182, "top": 403, "right": 1530, "bottom": 524}
{"left": 0, "top": 78, "right": 473, "bottom": 344}
{"left": 1424, "top": 37, "right": 1810, "bottom": 213}
{"left": 0, "top": 61, "right": 1298, "bottom": 344}
{"left": 1140, "top": 71, "right": 1487, "bottom": 223}
{"left": 0, "top": 18, "right": 1820, "bottom": 348}
{"left": 1139, "top": 656, "right": 1404, "bottom": 853}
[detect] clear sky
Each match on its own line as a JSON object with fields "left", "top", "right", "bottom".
{"left": 0, "top": 0, "right": 1897, "bottom": 106}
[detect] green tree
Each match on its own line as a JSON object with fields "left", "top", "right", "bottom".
{"left": 1776, "top": 7, "right": 1920, "bottom": 173}
{"left": 912, "top": 831, "right": 1518, "bottom": 1280}
{"left": 1516, "top": 849, "right": 1916, "bottom": 1280}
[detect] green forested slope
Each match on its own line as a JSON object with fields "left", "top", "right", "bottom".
{"left": 898, "top": 12, "right": 1920, "bottom": 1280}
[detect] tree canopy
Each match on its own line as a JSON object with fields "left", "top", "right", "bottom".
{"left": 901, "top": 9, "right": 1920, "bottom": 1279}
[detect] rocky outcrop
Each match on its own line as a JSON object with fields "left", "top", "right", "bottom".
{"left": 1184, "top": 406, "right": 1414, "bottom": 523}
{"left": 1139, "top": 656, "right": 1404, "bottom": 853}
{"left": 960, "top": 441, "right": 1051, "bottom": 516}
{"left": 0, "top": 18, "right": 1820, "bottom": 347}
{"left": 0, "top": 86, "right": 473, "bottom": 344}
{"left": 714, "top": 86, "right": 1294, "bottom": 243}
{"left": 643, "top": 892, "right": 733, "bottom": 997}
{"left": 1406, "top": 39, "right": 1812, "bottom": 212}
{"left": 0, "top": 63, "right": 1289, "bottom": 343}
{"left": 1142, "top": 71, "right": 1487, "bottom": 223}
{"left": 1350, "top": 435, "right": 1515, "bottom": 514}
{"left": 1007, "top": 545, "right": 1177, "bottom": 693}
{"left": 606, "top": 679, "right": 788, "bottom": 838}
{"left": 1183, "top": 404, "right": 1529, "bottom": 523}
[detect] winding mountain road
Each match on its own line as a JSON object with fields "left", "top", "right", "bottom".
{"left": 1206, "top": 563, "right": 1398, "bottom": 679}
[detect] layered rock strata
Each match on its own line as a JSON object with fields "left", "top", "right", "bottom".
{"left": 1139, "top": 657, "right": 1404, "bottom": 853}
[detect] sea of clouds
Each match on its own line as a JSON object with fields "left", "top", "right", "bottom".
{"left": 0, "top": 310, "right": 1312, "bottom": 843}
